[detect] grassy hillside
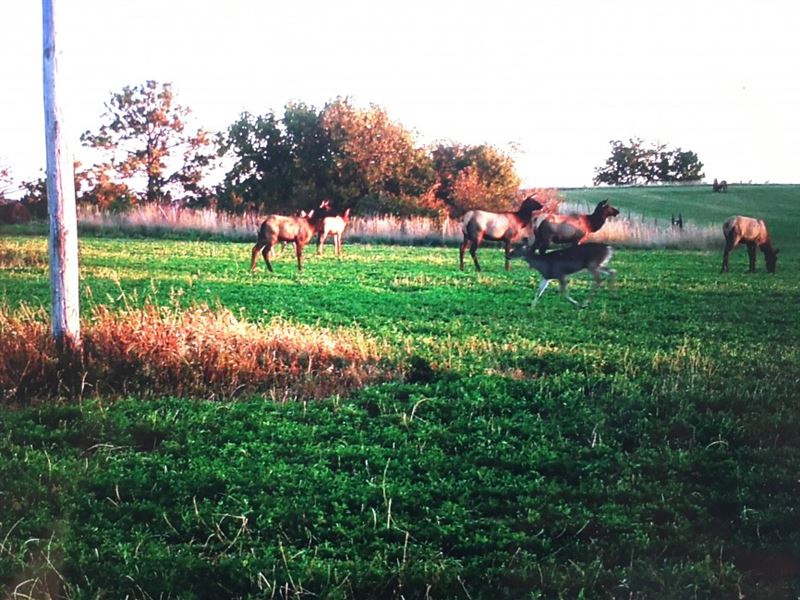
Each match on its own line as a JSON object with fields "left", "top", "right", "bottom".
{"left": 1, "top": 232, "right": 799, "bottom": 598}
{"left": 563, "top": 184, "right": 800, "bottom": 249}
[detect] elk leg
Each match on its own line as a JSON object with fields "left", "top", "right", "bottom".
{"left": 602, "top": 268, "right": 617, "bottom": 288}
{"left": 469, "top": 240, "right": 481, "bottom": 272}
{"left": 558, "top": 278, "right": 581, "bottom": 306}
{"left": 262, "top": 246, "right": 274, "bottom": 272}
{"left": 459, "top": 239, "right": 469, "bottom": 271}
{"left": 504, "top": 239, "right": 512, "bottom": 271}
{"left": 295, "top": 242, "right": 304, "bottom": 271}
{"left": 317, "top": 232, "right": 328, "bottom": 255}
{"left": 746, "top": 242, "right": 757, "bottom": 272}
{"left": 334, "top": 233, "right": 341, "bottom": 256}
{"left": 532, "top": 278, "right": 551, "bottom": 307}
{"left": 721, "top": 234, "right": 738, "bottom": 272}
{"left": 250, "top": 244, "right": 263, "bottom": 272}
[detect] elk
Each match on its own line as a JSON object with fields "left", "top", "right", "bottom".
{"left": 712, "top": 178, "right": 728, "bottom": 193}
{"left": 459, "top": 195, "right": 543, "bottom": 271}
{"left": 509, "top": 242, "right": 616, "bottom": 307}
{"left": 721, "top": 215, "right": 778, "bottom": 273}
{"left": 316, "top": 205, "right": 351, "bottom": 256}
{"left": 531, "top": 199, "right": 619, "bottom": 255}
{"left": 250, "top": 210, "right": 321, "bottom": 272}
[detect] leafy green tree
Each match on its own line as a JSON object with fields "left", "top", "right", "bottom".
{"left": 219, "top": 99, "right": 437, "bottom": 215}
{"left": 218, "top": 103, "right": 340, "bottom": 214}
{"left": 219, "top": 110, "right": 297, "bottom": 213}
{"left": 81, "top": 81, "right": 217, "bottom": 205}
{"left": 594, "top": 138, "right": 703, "bottom": 185}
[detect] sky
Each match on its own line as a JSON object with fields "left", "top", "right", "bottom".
{"left": 2, "top": 0, "right": 799, "bottom": 195}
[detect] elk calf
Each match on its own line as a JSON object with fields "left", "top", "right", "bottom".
{"left": 317, "top": 208, "right": 351, "bottom": 256}
{"left": 509, "top": 242, "right": 616, "bottom": 307}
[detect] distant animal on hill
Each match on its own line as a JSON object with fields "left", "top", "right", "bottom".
{"left": 721, "top": 215, "right": 778, "bottom": 273}
{"left": 459, "top": 195, "right": 543, "bottom": 271}
{"left": 251, "top": 210, "right": 322, "bottom": 272}
{"left": 531, "top": 200, "right": 619, "bottom": 255}
{"left": 509, "top": 242, "right": 616, "bottom": 307}
{"left": 712, "top": 179, "right": 728, "bottom": 193}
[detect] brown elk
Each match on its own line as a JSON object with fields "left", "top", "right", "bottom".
{"left": 531, "top": 199, "right": 619, "bottom": 255}
{"left": 315, "top": 201, "right": 351, "bottom": 256}
{"left": 250, "top": 210, "right": 322, "bottom": 272}
{"left": 509, "top": 242, "right": 616, "bottom": 307}
{"left": 459, "top": 195, "right": 543, "bottom": 272}
{"left": 721, "top": 215, "right": 778, "bottom": 273}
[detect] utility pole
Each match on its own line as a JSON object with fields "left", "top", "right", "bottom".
{"left": 42, "top": 0, "right": 80, "bottom": 350}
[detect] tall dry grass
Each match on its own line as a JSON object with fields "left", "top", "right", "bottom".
{"left": 0, "top": 302, "right": 391, "bottom": 405}
{"left": 76, "top": 202, "right": 720, "bottom": 249}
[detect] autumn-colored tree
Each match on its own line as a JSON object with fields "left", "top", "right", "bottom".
{"left": 81, "top": 81, "right": 217, "bottom": 205}
{"left": 431, "top": 143, "right": 520, "bottom": 215}
{"left": 77, "top": 167, "right": 136, "bottom": 211}
{"left": 321, "top": 99, "right": 435, "bottom": 211}
{"left": 0, "top": 162, "right": 15, "bottom": 200}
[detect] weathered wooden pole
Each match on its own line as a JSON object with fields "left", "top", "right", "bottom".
{"left": 43, "top": 0, "right": 81, "bottom": 349}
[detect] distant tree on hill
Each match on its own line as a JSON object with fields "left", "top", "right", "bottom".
{"left": 81, "top": 81, "right": 218, "bottom": 205}
{"left": 594, "top": 138, "right": 704, "bottom": 185}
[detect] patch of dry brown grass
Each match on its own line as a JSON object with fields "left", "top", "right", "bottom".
{"left": 0, "top": 303, "right": 391, "bottom": 404}
{"left": 0, "top": 239, "right": 48, "bottom": 269}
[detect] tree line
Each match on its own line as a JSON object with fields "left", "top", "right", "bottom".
{"left": 8, "top": 81, "right": 704, "bottom": 217}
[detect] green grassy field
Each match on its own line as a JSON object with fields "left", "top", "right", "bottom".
{"left": 1, "top": 187, "right": 799, "bottom": 598}
{"left": 565, "top": 183, "right": 800, "bottom": 250}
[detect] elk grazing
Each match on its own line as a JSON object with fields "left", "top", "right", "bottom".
{"left": 531, "top": 199, "right": 619, "bottom": 255}
{"left": 459, "top": 195, "right": 543, "bottom": 271}
{"left": 721, "top": 215, "right": 778, "bottom": 274}
{"left": 251, "top": 210, "right": 321, "bottom": 272}
{"left": 509, "top": 242, "right": 616, "bottom": 307}
{"left": 712, "top": 178, "right": 728, "bottom": 193}
{"left": 315, "top": 201, "right": 351, "bottom": 256}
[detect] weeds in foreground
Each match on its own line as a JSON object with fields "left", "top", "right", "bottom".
{"left": 0, "top": 302, "right": 391, "bottom": 404}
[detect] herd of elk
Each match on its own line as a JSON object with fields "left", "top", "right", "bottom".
{"left": 249, "top": 194, "right": 779, "bottom": 308}
{"left": 252, "top": 200, "right": 352, "bottom": 272}
{"left": 459, "top": 195, "right": 543, "bottom": 272}
{"left": 721, "top": 215, "right": 779, "bottom": 274}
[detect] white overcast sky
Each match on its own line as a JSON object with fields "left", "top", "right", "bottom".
{"left": 2, "top": 0, "right": 799, "bottom": 191}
